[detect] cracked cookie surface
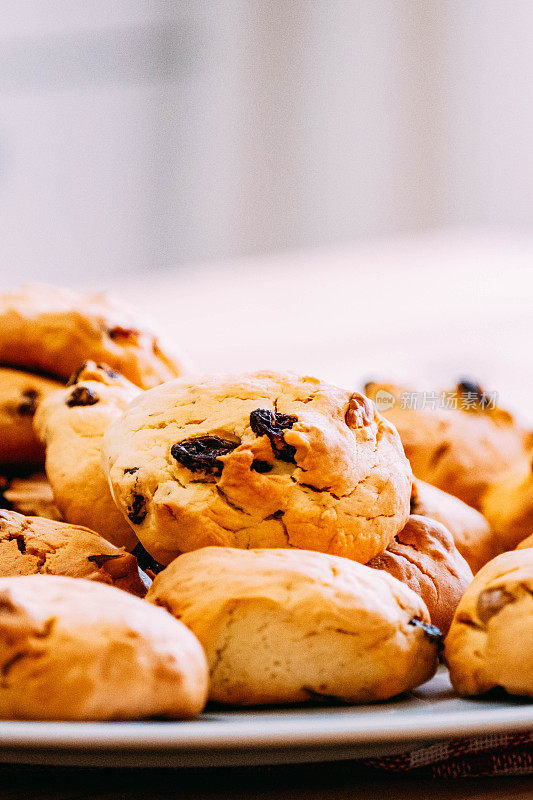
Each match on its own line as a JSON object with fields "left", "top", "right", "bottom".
{"left": 0, "top": 508, "right": 147, "bottom": 596}
{"left": 445, "top": 549, "right": 533, "bottom": 697}
{"left": 148, "top": 546, "right": 439, "bottom": 704}
{"left": 34, "top": 361, "right": 140, "bottom": 549}
{"left": 367, "top": 514, "right": 473, "bottom": 634}
{"left": 104, "top": 372, "right": 412, "bottom": 565}
{"left": 0, "top": 284, "right": 182, "bottom": 389}
{"left": 0, "top": 367, "right": 63, "bottom": 467}
{"left": 0, "top": 575, "right": 208, "bottom": 720}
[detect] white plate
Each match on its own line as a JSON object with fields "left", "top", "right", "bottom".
{"left": 0, "top": 668, "right": 531, "bottom": 767}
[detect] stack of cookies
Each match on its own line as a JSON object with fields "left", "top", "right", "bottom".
{"left": 0, "top": 285, "right": 530, "bottom": 721}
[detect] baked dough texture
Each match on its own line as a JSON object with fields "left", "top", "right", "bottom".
{"left": 367, "top": 514, "right": 473, "bottom": 634}
{"left": 0, "top": 367, "right": 63, "bottom": 467}
{"left": 34, "top": 362, "right": 140, "bottom": 550}
{"left": 104, "top": 372, "right": 412, "bottom": 565}
{"left": 0, "top": 473, "right": 61, "bottom": 521}
{"left": 410, "top": 479, "right": 495, "bottom": 573}
{"left": 445, "top": 550, "right": 533, "bottom": 697}
{"left": 0, "top": 575, "right": 208, "bottom": 720}
{"left": 365, "top": 381, "right": 528, "bottom": 510}
{"left": 482, "top": 464, "right": 533, "bottom": 553}
{"left": 0, "top": 509, "right": 148, "bottom": 596}
{"left": 147, "top": 546, "right": 440, "bottom": 705}
{"left": 0, "top": 284, "right": 182, "bottom": 389}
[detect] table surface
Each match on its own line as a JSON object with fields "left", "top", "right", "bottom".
{"left": 9, "top": 229, "right": 533, "bottom": 798}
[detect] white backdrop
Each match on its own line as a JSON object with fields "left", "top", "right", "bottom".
{"left": 0, "top": 1, "right": 532, "bottom": 282}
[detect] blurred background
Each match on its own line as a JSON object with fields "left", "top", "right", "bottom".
{"left": 0, "top": 1, "right": 531, "bottom": 403}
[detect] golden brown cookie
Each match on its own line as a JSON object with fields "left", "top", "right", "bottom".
{"left": 0, "top": 575, "right": 208, "bottom": 719}
{"left": 104, "top": 372, "right": 412, "bottom": 565}
{"left": 0, "top": 509, "right": 148, "bottom": 596}
{"left": 445, "top": 550, "right": 533, "bottom": 697}
{"left": 410, "top": 479, "right": 495, "bottom": 573}
{"left": 0, "top": 473, "right": 61, "bottom": 521}
{"left": 517, "top": 532, "right": 533, "bottom": 550}
{"left": 367, "top": 514, "right": 473, "bottom": 634}
{"left": 365, "top": 380, "right": 528, "bottom": 509}
{"left": 34, "top": 361, "right": 140, "bottom": 550}
{"left": 0, "top": 284, "right": 182, "bottom": 389}
{"left": 148, "top": 547, "right": 440, "bottom": 705}
{"left": 481, "top": 462, "right": 533, "bottom": 553}
{"left": 0, "top": 367, "right": 63, "bottom": 467}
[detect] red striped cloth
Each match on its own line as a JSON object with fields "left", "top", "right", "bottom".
{"left": 361, "top": 731, "right": 533, "bottom": 778}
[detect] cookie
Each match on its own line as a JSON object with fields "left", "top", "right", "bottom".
{"left": 104, "top": 372, "right": 412, "bottom": 565}
{"left": 0, "top": 472, "right": 61, "bottom": 521}
{"left": 0, "top": 284, "right": 182, "bottom": 389}
{"left": 445, "top": 550, "right": 533, "bottom": 697}
{"left": 517, "top": 532, "right": 533, "bottom": 550}
{"left": 34, "top": 362, "right": 140, "bottom": 550}
{"left": 364, "top": 380, "right": 528, "bottom": 509}
{"left": 410, "top": 479, "right": 495, "bottom": 573}
{"left": 0, "top": 508, "right": 148, "bottom": 596}
{"left": 0, "top": 575, "right": 208, "bottom": 719}
{"left": 0, "top": 367, "right": 63, "bottom": 467}
{"left": 481, "top": 463, "right": 533, "bottom": 553}
{"left": 367, "top": 514, "right": 472, "bottom": 634}
{"left": 148, "top": 547, "right": 440, "bottom": 705}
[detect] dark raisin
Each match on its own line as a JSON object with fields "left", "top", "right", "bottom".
{"left": 124, "top": 467, "right": 139, "bottom": 475}
{"left": 66, "top": 386, "right": 99, "bottom": 407}
{"left": 108, "top": 326, "right": 140, "bottom": 341}
{"left": 251, "top": 459, "right": 273, "bottom": 474}
{"left": 14, "top": 535, "right": 26, "bottom": 554}
{"left": 457, "top": 379, "right": 483, "bottom": 400}
{"left": 409, "top": 484, "right": 419, "bottom": 514}
{"left": 17, "top": 389, "right": 39, "bottom": 417}
{"left": 408, "top": 617, "right": 443, "bottom": 646}
{"left": 249, "top": 409, "right": 297, "bottom": 463}
{"left": 87, "top": 553, "right": 121, "bottom": 568}
{"left": 132, "top": 542, "right": 164, "bottom": 574}
{"left": 67, "top": 361, "right": 120, "bottom": 386}
{"left": 127, "top": 493, "right": 147, "bottom": 524}
{"left": 170, "top": 436, "right": 238, "bottom": 475}
{"left": 476, "top": 588, "right": 514, "bottom": 624}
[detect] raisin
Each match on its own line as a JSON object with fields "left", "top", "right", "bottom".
{"left": 124, "top": 467, "right": 139, "bottom": 475}
{"left": 408, "top": 617, "right": 443, "bottom": 645}
{"left": 409, "top": 484, "right": 419, "bottom": 514}
{"left": 132, "top": 542, "right": 164, "bottom": 575}
{"left": 251, "top": 459, "right": 273, "bottom": 474}
{"left": 66, "top": 386, "right": 99, "bottom": 407}
{"left": 87, "top": 554, "right": 121, "bottom": 568}
{"left": 17, "top": 389, "right": 39, "bottom": 417}
{"left": 67, "top": 361, "right": 120, "bottom": 386}
{"left": 457, "top": 379, "right": 483, "bottom": 400}
{"left": 476, "top": 587, "right": 514, "bottom": 624}
{"left": 108, "top": 326, "right": 140, "bottom": 341}
{"left": 127, "top": 493, "right": 147, "bottom": 524}
{"left": 249, "top": 409, "right": 297, "bottom": 463}
{"left": 171, "top": 436, "right": 237, "bottom": 475}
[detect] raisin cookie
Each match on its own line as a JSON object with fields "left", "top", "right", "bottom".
{"left": 365, "top": 380, "right": 528, "bottom": 509}
{"left": 410, "top": 479, "right": 494, "bottom": 573}
{"left": 148, "top": 547, "right": 439, "bottom": 705}
{"left": 445, "top": 550, "right": 533, "bottom": 697}
{"left": 0, "top": 472, "right": 61, "bottom": 521}
{"left": 34, "top": 362, "right": 140, "bottom": 550}
{"left": 0, "top": 367, "right": 63, "bottom": 467}
{"left": 0, "top": 575, "right": 208, "bottom": 719}
{"left": 0, "top": 284, "right": 182, "bottom": 389}
{"left": 367, "top": 515, "right": 472, "bottom": 634}
{"left": 481, "top": 463, "right": 533, "bottom": 553}
{"left": 104, "top": 372, "right": 412, "bottom": 565}
{"left": 0, "top": 509, "right": 147, "bottom": 596}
